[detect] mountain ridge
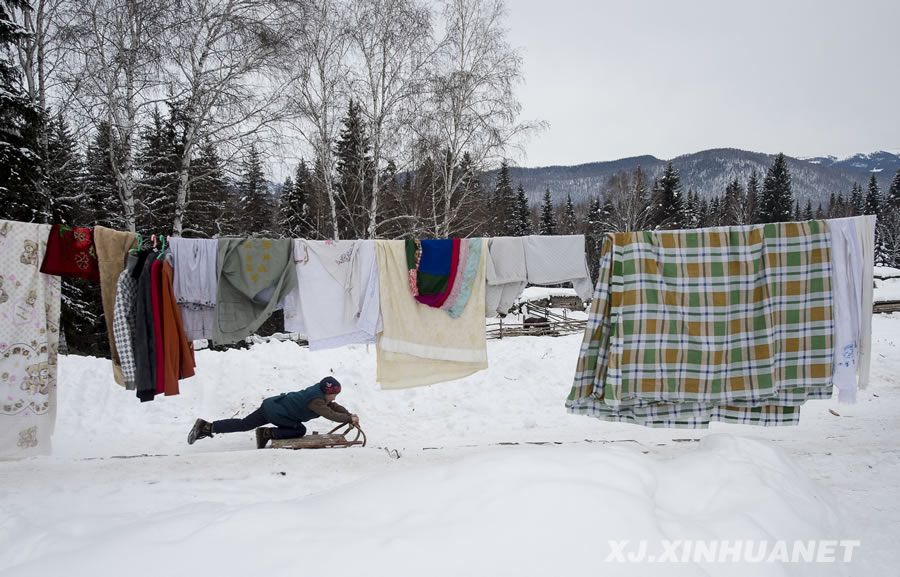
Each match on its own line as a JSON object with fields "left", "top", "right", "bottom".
{"left": 494, "top": 148, "right": 900, "bottom": 207}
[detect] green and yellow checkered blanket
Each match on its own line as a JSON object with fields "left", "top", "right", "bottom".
{"left": 567, "top": 221, "right": 834, "bottom": 428}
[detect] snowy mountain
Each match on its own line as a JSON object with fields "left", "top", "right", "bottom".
{"left": 500, "top": 149, "right": 900, "bottom": 208}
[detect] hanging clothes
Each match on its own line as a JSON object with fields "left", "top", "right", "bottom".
{"left": 134, "top": 254, "right": 157, "bottom": 402}
{"left": 522, "top": 234, "right": 594, "bottom": 302}
{"left": 112, "top": 254, "right": 141, "bottom": 390}
{"left": 828, "top": 217, "right": 864, "bottom": 402}
{"left": 39, "top": 224, "right": 101, "bottom": 281}
{"left": 214, "top": 238, "right": 297, "bottom": 344}
{"left": 283, "top": 239, "right": 381, "bottom": 351}
{"left": 376, "top": 239, "right": 488, "bottom": 389}
{"left": 151, "top": 259, "right": 166, "bottom": 395}
{"left": 0, "top": 220, "right": 62, "bottom": 457}
{"left": 443, "top": 239, "right": 482, "bottom": 318}
{"left": 160, "top": 260, "right": 195, "bottom": 395}
{"left": 168, "top": 237, "right": 217, "bottom": 341}
{"left": 568, "top": 221, "right": 835, "bottom": 428}
{"left": 484, "top": 236, "right": 527, "bottom": 316}
{"left": 855, "top": 215, "right": 876, "bottom": 389}
{"left": 94, "top": 226, "right": 137, "bottom": 386}
{"left": 411, "top": 239, "right": 461, "bottom": 307}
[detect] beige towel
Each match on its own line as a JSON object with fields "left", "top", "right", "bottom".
{"left": 375, "top": 239, "right": 487, "bottom": 389}
{"left": 94, "top": 226, "right": 136, "bottom": 385}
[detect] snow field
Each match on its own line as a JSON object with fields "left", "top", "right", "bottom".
{"left": 1, "top": 315, "right": 899, "bottom": 575}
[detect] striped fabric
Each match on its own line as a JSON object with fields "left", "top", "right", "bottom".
{"left": 568, "top": 221, "right": 834, "bottom": 428}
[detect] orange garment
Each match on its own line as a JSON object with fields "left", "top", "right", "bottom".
{"left": 160, "top": 260, "right": 195, "bottom": 395}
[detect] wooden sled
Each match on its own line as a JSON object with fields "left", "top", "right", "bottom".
{"left": 269, "top": 422, "right": 367, "bottom": 450}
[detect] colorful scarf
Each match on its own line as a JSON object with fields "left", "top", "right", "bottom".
{"left": 406, "top": 239, "right": 462, "bottom": 308}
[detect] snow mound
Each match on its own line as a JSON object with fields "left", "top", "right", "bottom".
{"left": 0, "top": 436, "right": 844, "bottom": 577}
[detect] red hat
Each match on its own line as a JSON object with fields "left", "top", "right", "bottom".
{"left": 319, "top": 377, "right": 341, "bottom": 395}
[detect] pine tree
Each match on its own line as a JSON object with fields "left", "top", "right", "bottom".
{"left": 723, "top": 179, "right": 744, "bottom": 225}
{"left": 682, "top": 189, "right": 700, "bottom": 228}
{"left": 889, "top": 169, "right": 900, "bottom": 208}
{"left": 539, "top": 188, "right": 556, "bottom": 235}
{"left": 138, "top": 106, "right": 181, "bottom": 233}
{"left": 187, "top": 139, "right": 229, "bottom": 237}
{"left": 849, "top": 182, "right": 864, "bottom": 217}
{"left": 512, "top": 183, "right": 531, "bottom": 236}
{"left": 794, "top": 199, "right": 801, "bottom": 221}
{"left": 585, "top": 195, "right": 606, "bottom": 281}
{"left": 649, "top": 162, "right": 683, "bottom": 229}
{"left": 334, "top": 99, "right": 373, "bottom": 239}
{"left": 45, "top": 113, "right": 85, "bottom": 224}
{"left": 491, "top": 160, "right": 515, "bottom": 235}
{"left": 561, "top": 192, "right": 578, "bottom": 234}
{"left": 835, "top": 193, "right": 847, "bottom": 218}
{"left": 84, "top": 121, "right": 125, "bottom": 229}
{"left": 0, "top": 0, "right": 43, "bottom": 222}
{"left": 238, "top": 143, "right": 272, "bottom": 236}
{"left": 758, "top": 153, "right": 793, "bottom": 223}
{"left": 279, "top": 159, "right": 314, "bottom": 238}
{"left": 815, "top": 203, "right": 824, "bottom": 219}
{"left": 746, "top": 170, "right": 759, "bottom": 225}
{"left": 866, "top": 174, "right": 881, "bottom": 216}
{"left": 804, "top": 199, "right": 813, "bottom": 220}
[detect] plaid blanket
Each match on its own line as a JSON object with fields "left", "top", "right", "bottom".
{"left": 568, "top": 221, "right": 834, "bottom": 428}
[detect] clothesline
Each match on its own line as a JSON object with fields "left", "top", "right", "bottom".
{"left": 0, "top": 215, "right": 878, "bottom": 458}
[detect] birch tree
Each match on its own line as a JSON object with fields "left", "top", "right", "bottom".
{"left": 348, "top": 0, "right": 433, "bottom": 238}
{"left": 164, "top": 0, "right": 290, "bottom": 236}
{"left": 285, "top": 0, "right": 349, "bottom": 240}
{"left": 63, "top": 0, "right": 169, "bottom": 231}
{"left": 423, "top": 0, "right": 537, "bottom": 237}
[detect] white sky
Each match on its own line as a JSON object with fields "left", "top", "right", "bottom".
{"left": 504, "top": 0, "right": 900, "bottom": 167}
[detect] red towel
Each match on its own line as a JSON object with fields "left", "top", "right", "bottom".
{"left": 39, "top": 224, "right": 101, "bottom": 281}
{"left": 151, "top": 260, "right": 166, "bottom": 396}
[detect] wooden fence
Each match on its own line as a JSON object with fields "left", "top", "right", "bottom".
{"left": 486, "top": 303, "right": 587, "bottom": 340}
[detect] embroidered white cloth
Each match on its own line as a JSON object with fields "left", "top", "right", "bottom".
{"left": 169, "top": 237, "right": 218, "bottom": 340}
{"left": 283, "top": 240, "right": 381, "bottom": 351}
{"left": 522, "top": 235, "right": 594, "bottom": 301}
{"left": 828, "top": 218, "right": 864, "bottom": 402}
{"left": 376, "top": 239, "right": 487, "bottom": 389}
{"left": 0, "top": 220, "right": 61, "bottom": 458}
{"left": 484, "top": 236, "right": 527, "bottom": 316}
{"left": 854, "top": 215, "right": 876, "bottom": 389}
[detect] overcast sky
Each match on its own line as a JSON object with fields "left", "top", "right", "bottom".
{"left": 504, "top": 0, "right": 900, "bottom": 167}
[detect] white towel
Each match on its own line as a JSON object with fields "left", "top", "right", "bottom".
{"left": 283, "top": 240, "right": 381, "bottom": 351}
{"left": 522, "top": 234, "right": 594, "bottom": 301}
{"left": 484, "top": 236, "right": 527, "bottom": 316}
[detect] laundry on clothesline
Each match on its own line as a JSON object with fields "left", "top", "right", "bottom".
{"left": 215, "top": 237, "right": 297, "bottom": 344}
{"left": 567, "top": 218, "right": 875, "bottom": 428}
{"left": 484, "top": 234, "right": 593, "bottom": 316}
{"left": 0, "top": 220, "right": 61, "bottom": 458}
{"left": 168, "top": 237, "right": 218, "bottom": 341}
{"left": 376, "top": 238, "right": 488, "bottom": 389}
{"left": 1, "top": 212, "right": 880, "bottom": 436}
{"left": 283, "top": 239, "right": 381, "bottom": 351}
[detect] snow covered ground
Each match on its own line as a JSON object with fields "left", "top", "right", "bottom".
{"left": 1, "top": 315, "right": 899, "bottom": 576}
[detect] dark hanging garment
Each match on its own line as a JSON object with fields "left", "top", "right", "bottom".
{"left": 134, "top": 255, "right": 157, "bottom": 402}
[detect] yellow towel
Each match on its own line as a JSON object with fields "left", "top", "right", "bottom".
{"left": 94, "top": 226, "right": 136, "bottom": 386}
{"left": 375, "top": 239, "right": 487, "bottom": 389}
